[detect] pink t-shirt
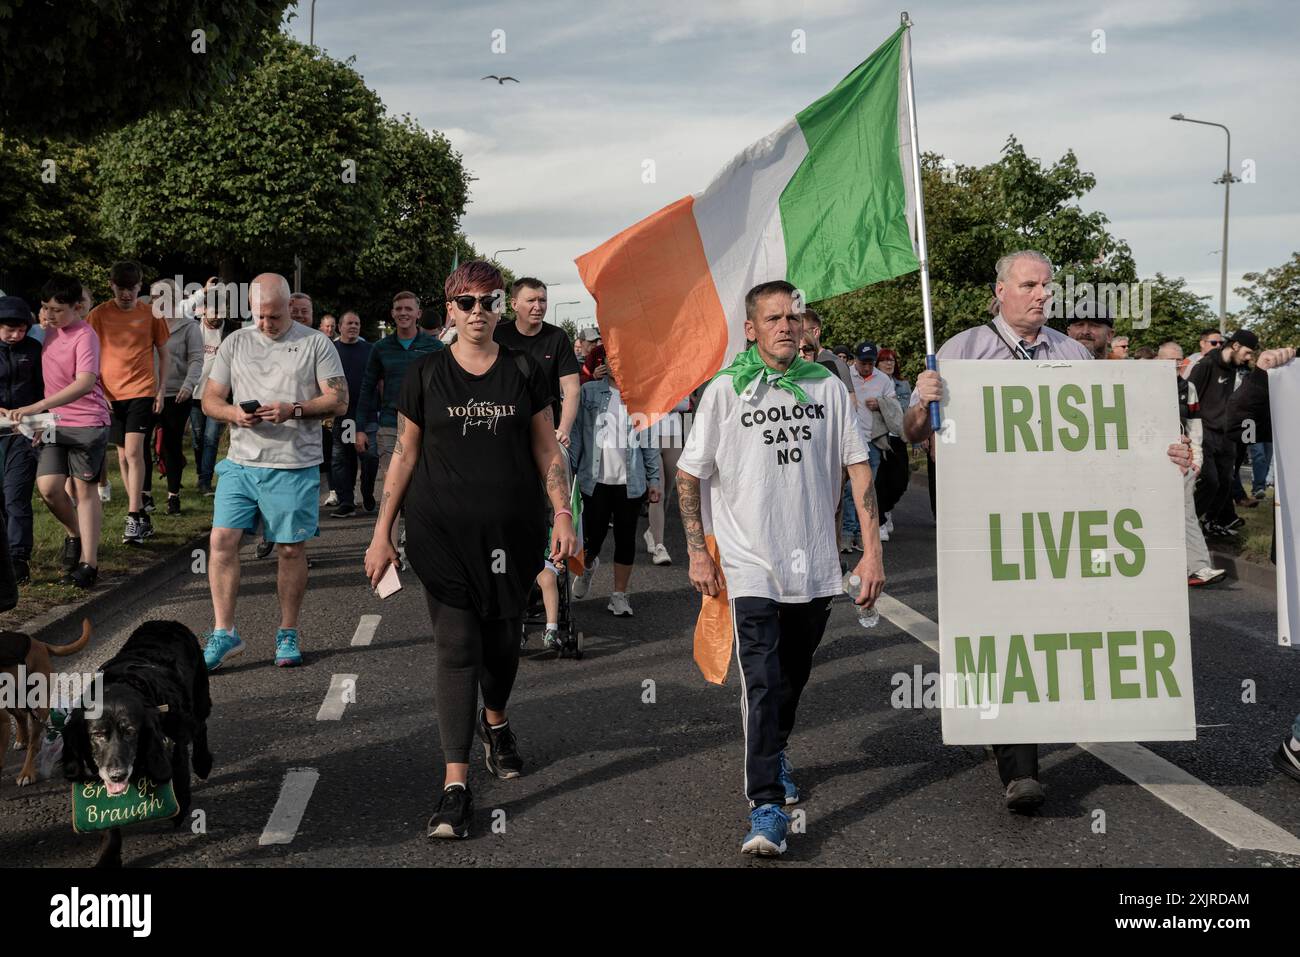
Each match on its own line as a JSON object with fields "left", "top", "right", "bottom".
{"left": 42, "top": 320, "right": 110, "bottom": 427}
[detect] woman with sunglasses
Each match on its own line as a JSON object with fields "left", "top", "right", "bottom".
{"left": 364, "top": 261, "right": 578, "bottom": 840}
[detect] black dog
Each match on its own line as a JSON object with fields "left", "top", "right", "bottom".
{"left": 62, "top": 620, "right": 214, "bottom": 868}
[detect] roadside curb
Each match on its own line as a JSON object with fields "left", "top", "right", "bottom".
{"left": 1211, "top": 550, "right": 1276, "bottom": 593}
{"left": 23, "top": 533, "right": 209, "bottom": 647}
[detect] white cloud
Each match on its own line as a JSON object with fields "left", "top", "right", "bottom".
{"left": 290, "top": 0, "right": 1299, "bottom": 318}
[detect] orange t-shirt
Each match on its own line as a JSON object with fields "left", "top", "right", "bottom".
{"left": 86, "top": 301, "right": 170, "bottom": 400}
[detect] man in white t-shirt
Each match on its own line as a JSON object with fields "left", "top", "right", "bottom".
{"left": 677, "top": 280, "right": 886, "bottom": 858}
{"left": 200, "top": 273, "right": 347, "bottom": 673}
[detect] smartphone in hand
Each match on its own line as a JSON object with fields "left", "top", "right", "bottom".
{"left": 375, "top": 562, "right": 402, "bottom": 599}
{"left": 239, "top": 399, "right": 261, "bottom": 414}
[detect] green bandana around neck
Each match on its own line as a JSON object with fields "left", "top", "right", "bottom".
{"left": 712, "top": 344, "right": 831, "bottom": 403}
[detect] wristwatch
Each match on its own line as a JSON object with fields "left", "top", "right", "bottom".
{"left": 292, "top": 403, "right": 303, "bottom": 420}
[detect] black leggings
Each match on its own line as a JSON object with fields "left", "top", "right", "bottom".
{"left": 143, "top": 397, "right": 191, "bottom": 495}
{"left": 582, "top": 482, "right": 643, "bottom": 566}
{"left": 425, "top": 591, "right": 522, "bottom": 765}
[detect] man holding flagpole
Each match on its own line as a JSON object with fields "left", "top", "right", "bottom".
{"left": 677, "top": 280, "right": 885, "bottom": 857}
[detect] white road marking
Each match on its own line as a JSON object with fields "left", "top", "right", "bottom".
{"left": 351, "top": 615, "right": 381, "bottom": 647}
{"left": 259, "top": 768, "right": 320, "bottom": 845}
{"left": 875, "top": 592, "right": 1300, "bottom": 857}
{"left": 316, "top": 674, "right": 358, "bottom": 721}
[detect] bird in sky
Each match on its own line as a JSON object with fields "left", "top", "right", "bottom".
{"left": 481, "top": 75, "right": 520, "bottom": 84}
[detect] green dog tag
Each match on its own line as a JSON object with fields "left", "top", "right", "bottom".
{"left": 71, "top": 777, "right": 179, "bottom": 833}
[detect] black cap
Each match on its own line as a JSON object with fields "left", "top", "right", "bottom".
{"left": 855, "top": 342, "right": 878, "bottom": 362}
{"left": 1066, "top": 296, "right": 1114, "bottom": 327}
{"left": 832, "top": 343, "right": 852, "bottom": 358}
{"left": 1226, "top": 329, "right": 1259, "bottom": 351}
{"left": 0, "top": 296, "right": 32, "bottom": 326}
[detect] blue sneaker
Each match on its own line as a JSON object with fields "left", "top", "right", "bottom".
{"left": 275, "top": 629, "right": 303, "bottom": 667}
{"left": 203, "top": 628, "right": 245, "bottom": 672}
{"left": 779, "top": 751, "right": 799, "bottom": 806}
{"left": 741, "top": 803, "right": 789, "bottom": 857}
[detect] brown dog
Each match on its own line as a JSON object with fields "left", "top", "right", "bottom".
{"left": 0, "top": 619, "right": 92, "bottom": 787}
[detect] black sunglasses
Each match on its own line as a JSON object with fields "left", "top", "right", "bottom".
{"left": 450, "top": 294, "right": 500, "bottom": 313}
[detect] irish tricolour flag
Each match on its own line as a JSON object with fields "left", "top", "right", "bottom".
{"left": 576, "top": 24, "right": 921, "bottom": 419}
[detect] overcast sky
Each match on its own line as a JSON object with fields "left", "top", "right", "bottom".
{"left": 287, "top": 0, "right": 1299, "bottom": 327}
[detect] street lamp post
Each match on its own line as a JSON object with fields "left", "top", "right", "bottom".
{"left": 310, "top": 0, "right": 317, "bottom": 45}
{"left": 553, "top": 301, "right": 580, "bottom": 323}
{"left": 492, "top": 247, "right": 525, "bottom": 260}
{"left": 1170, "top": 113, "right": 1238, "bottom": 334}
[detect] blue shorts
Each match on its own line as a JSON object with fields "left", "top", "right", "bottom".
{"left": 213, "top": 459, "right": 320, "bottom": 543}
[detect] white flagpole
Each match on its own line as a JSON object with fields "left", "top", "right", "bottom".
{"left": 900, "top": 12, "right": 941, "bottom": 432}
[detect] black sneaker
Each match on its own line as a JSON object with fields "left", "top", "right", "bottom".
{"left": 332, "top": 504, "right": 357, "bottom": 518}
{"left": 1273, "top": 740, "right": 1300, "bottom": 784}
{"left": 166, "top": 494, "right": 181, "bottom": 515}
{"left": 61, "top": 562, "right": 98, "bottom": 589}
{"left": 255, "top": 539, "right": 275, "bottom": 560}
{"left": 140, "top": 514, "right": 155, "bottom": 539}
{"left": 141, "top": 493, "right": 155, "bottom": 514}
{"left": 477, "top": 708, "right": 523, "bottom": 779}
{"left": 427, "top": 785, "right": 473, "bottom": 839}
{"left": 12, "top": 558, "right": 29, "bottom": 585}
{"left": 1224, "top": 516, "right": 1246, "bottom": 531}
{"left": 61, "top": 536, "right": 81, "bottom": 574}
{"left": 361, "top": 495, "right": 376, "bottom": 513}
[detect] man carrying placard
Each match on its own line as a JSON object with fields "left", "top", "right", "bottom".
{"left": 904, "top": 249, "right": 1195, "bottom": 813}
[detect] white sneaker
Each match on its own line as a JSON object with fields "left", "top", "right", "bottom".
{"left": 324, "top": 490, "right": 339, "bottom": 506}
{"left": 98, "top": 484, "right": 111, "bottom": 503}
{"left": 643, "top": 529, "right": 656, "bottom": 555}
{"left": 573, "top": 557, "right": 599, "bottom": 599}
{"left": 651, "top": 544, "right": 672, "bottom": 566}
{"left": 1188, "top": 566, "right": 1226, "bottom": 586}
{"left": 608, "top": 592, "right": 633, "bottom": 617}
{"left": 883, "top": 513, "right": 894, "bottom": 535}
{"left": 879, "top": 524, "right": 890, "bottom": 542}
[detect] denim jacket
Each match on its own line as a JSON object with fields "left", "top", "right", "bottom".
{"left": 568, "top": 379, "right": 661, "bottom": 499}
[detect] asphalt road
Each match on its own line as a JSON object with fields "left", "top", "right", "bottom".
{"left": 3, "top": 479, "right": 1298, "bottom": 868}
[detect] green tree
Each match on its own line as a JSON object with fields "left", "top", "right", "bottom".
{"left": 329, "top": 116, "right": 471, "bottom": 328}
{"left": 0, "top": 131, "right": 111, "bottom": 302}
{"left": 0, "top": 0, "right": 291, "bottom": 138}
{"left": 817, "top": 137, "right": 1137, "bottom": 381}
{"left": 1235, "top": 253, "right": 1300, "bottom": 347}
{"left": 96, "top": 35, "right": 386, "bottom": 282}
{"left": 1117, "top": 273, "right": 1215, "bottom": 354}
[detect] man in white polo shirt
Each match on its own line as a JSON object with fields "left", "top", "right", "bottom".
{"left": 677, "top": 279, "right": 885, "bottom": 858}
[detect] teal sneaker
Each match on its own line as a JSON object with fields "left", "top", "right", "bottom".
{"left": 778, "top": 751, "right": 799, "bottom": 806}
{"left": 275, "top": 628, "right": 303, "bottom": 667}
{"left": 203, "top": 628, "right": 245, "bottom": 672}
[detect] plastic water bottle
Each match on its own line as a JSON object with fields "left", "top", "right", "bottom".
{"left": 842, "top": 572, "right": 880, "bottom": 629}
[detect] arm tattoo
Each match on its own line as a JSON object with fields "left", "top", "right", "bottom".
{"left": 861, "top": 487, "right": 879, "bottom": 526}
{"left": 545, "top": 458, "right": 569, "bottom": 502}
{"left": 325, "top": 376, "right": 348, "bottom": 409}
{"left": 676, "top": 471, "right": 706, "bottom": 551}
{"left": 394, "top": 412, "right": 408, "bottom": 457}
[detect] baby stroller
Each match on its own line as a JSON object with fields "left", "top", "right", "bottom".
{"left": 520, "top": 558, "right": 582, "bottom": 659}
